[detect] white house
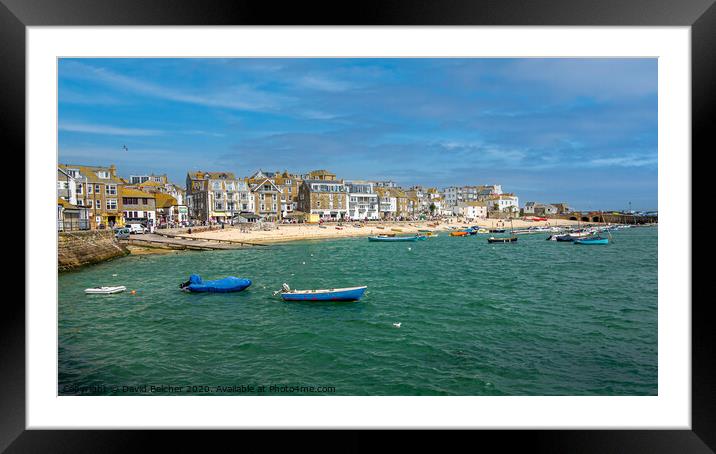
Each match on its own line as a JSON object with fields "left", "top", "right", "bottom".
{"left": 452, "top": 201, "right": 487, "bottom": 219}
{"left": 346, "top": 181, "right": 380, "bottom": 220}
{"left": 488, "top": 194, "right": 519, "bottom": 213}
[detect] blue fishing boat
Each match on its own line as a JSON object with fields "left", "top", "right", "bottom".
{"left": 574, "top": 236, "right": 609, "bottom": 245}
{"left": 368, "top": 235, "right": 419, "bottom": 242}
{"left": 276, "top": 284, "right": 367, "bottom": 302}
{"left": 180, "top": 274, "right": 252, "bottom": 293}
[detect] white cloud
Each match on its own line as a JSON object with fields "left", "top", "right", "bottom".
{"left": 59, "top": 121, "right": 164, "bottom": 136}
{"left": 297, "top": 75, "right": 354, "bottom": 92}
{"left": 587, "top": 155, "right": 657, "bottom": 167}
{"left": 60, "top": 61, "right": 291, "bottom": 112}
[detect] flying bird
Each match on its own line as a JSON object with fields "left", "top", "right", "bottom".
{"left": 122, "top": 145, "right": 128, "bottom": 152}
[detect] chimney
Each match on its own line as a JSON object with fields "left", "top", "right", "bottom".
{"left": 109, "top": 164, "right": 117, "bottom": 176}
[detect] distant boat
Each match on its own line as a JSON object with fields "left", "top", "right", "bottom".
{"left": 415, "top": 235, "right": 428, "bottom": 241}
{"left": 488, "top": 236, "right": 517, "bottom": 243}
{"left": 488, "top": 219, "right": 518, "bottom": 243}
{"left": 391, "top": 228, "right": 403, "bottom": 232}
{"left": 276, "top": 283, "right": 367, "bottom": 302}
{"left": 85, "top": 286, "right": 126, "bottom": 295}
{"left": 574, "top": 236, "right": 609, "bottom": 245}
{"left": 368, "top": 235, "right": 419, "bottom": 242}
{"left": 554, "top": 234, "right": 576, "bottom": 242}
{"left": 335, "top": 227, "right": 343, "bottom": 230}
{"left": 449, "top": 231, "right": 469, "bottom": 237}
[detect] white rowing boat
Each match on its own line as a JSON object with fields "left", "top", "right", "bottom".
{"left": 84, "top": 286, "right": 127, "bottom": 294}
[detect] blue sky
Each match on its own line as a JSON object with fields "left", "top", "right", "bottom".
{"left": 58, "top": 58, "right": 657, "bottom": 211}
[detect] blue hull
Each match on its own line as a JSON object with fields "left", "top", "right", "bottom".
{"left": 281, "top": 286, "right": 367, "bottom": 302}
{"left": 368, "top": 236, "right": 418, "bottom": 242}
{"left": 183, "top": 275, "right": 252, "bottom": 293}
{"left": 574, "top": 238, "right": 609, "bottom": 245}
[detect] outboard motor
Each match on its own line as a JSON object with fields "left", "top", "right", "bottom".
{"left": 282, "top": 283, "right": 291, "bottom": 293}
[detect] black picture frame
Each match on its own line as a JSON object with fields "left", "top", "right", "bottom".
{"left": 5, "top": 0, "right": 708, "bottom": 451}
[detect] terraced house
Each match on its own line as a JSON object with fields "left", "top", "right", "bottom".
{"left": 58, "top": 164, "right": 124, "bottom": 229}
{"left": 248, "top": 170, "right": 301, "bottom": 218}
{"left": 346, "top": 180, "right": 379, "bottom": 220}
{"left": 249, "top": 177, "right": 282, "bottom": 221}
{"left": 121, "top": 188, "right": 157, "bottom": 227}
{"left": 186, "top": 171, "right": 249, "bottom": 223}
{"left": 298, "top": 178, "right": 349, "bottom": 221}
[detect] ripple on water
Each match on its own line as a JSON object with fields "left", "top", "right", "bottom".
{"left": 58, "top": 227, "right": 657, "bottom": 395}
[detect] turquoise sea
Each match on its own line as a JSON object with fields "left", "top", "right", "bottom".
{"left": 58, "top": 227, "right": 657, "bottom": 396}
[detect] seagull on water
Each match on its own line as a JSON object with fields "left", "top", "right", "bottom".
{"left": 393, "top": 322, "right": 401, "bottom": 328}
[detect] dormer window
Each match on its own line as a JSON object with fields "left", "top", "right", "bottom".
{"left": 97, "top": 171, "right": 109, "bottom": 179}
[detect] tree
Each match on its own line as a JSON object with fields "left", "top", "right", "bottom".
{"left": 429, "top": 203, "right": 436, "bottom": 216}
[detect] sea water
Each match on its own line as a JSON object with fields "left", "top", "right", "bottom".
{"left": 58, "top": 227, "right": 657, "bottom": 395}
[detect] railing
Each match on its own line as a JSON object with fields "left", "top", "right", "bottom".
{"left": 57, "top": 219, "right": 90, "bottom": 231}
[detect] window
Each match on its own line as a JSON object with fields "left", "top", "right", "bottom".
{"left": 215, "top": 202, "right": 223, "bottom": 210}
{"left": 76, "top": 185, "right": 83, "bottom": 195}
{"left": 272, "top": 204, "right": 277, "bottom": 211}
{"left": 95, "top": 184, "right": 101, "bottom": 193}
{"left": 142, "top": 198, "right": 148, "bottom": 205}
{"left": 106, "top": 199, "right": 117, "bottom": 210}
{"left": 97, "top": 171, "right": 109, "bottom": 179}
{"left": 77, "top": 199, "right": 83, "bottom": 206}
{"left": 215, "top": 191, "right": 222, "bottom": 199}
{"left": 106, "top": 184, "right": 117, "bottom": 195}
{"left": 95, "top": 199, "right": 101, "bottom": 209}
{"left": 260, "top": 204, "right": 265, "bottom": 211}
{"left": 317, "top": 201, "right": 321, "bottom": 208}
{"left": 88, "top": 185, "right": 93, "bottom": 194}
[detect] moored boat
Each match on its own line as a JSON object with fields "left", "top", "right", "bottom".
{"left": 487, "top": 236, "right": 517, "bottom": 243}
{"left": 180, "top": 274, "right": 252, "bottom": 293}
{"left": 276, "top": 284, "right": 367, "bottom": 302}
{"left": 449, "top": 231, "right": 469, "bottom": 237}
{"left": 574, "top": 236, "right": 609, "bottom": 245}
{"left": 368, "top": 235, "right": 418, "bottom": 242}
{"left": 85, "top": 286, "right": 127, "bottom": 295}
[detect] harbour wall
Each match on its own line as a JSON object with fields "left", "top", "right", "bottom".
{"left": 58, "top": 230, "right": 129, "bottom": 272}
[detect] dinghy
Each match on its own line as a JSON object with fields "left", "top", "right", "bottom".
{"left": 275, "top": 283, "right": 367, "bottom": 302}
{"left": 368, "top": 235, "right": 418, "bottom": 242}
{"left": 85, "top": 286, "right": 126, "bottom": 295}
{"left": 449, "top": 231, "right": 469, "bottom": 237}
{"left": 487, "top": 236, "right": 517, "bottom": 243}
{"left": 574, "top": 236, "right": 609, "bottom": 245}
{"left": 180, "top": 274, "right": 252, "bottom": 293}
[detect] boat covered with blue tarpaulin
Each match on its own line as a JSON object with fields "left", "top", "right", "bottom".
{"left": 180, "top": 274, "right": 252, "bottom": 293}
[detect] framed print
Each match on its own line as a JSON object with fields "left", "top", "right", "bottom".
{"left": 6, "top": 0, "right": 709, "bottom": 451}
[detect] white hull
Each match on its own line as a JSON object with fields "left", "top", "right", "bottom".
{"left": 85, "top": 286, "right": 127, "bottom": 294}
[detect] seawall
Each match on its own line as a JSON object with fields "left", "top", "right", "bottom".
{"left": 58, "top": 230, "right": 130, "bottom": 272}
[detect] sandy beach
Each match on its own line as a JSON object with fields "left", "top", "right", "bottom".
{"left": 187, "top": 218, "right": 587, "bottom": 245}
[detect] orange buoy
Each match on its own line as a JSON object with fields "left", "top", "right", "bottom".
{"left": 131, "top": 290, "right": 137, "bottom": 295}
